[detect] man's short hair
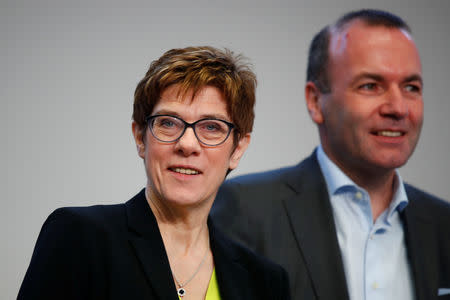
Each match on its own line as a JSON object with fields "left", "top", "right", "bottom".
{"left": 306, "top": 9, "right": 412, "bottom": 93}
{"left": 133, "top": 46, "right": 256, "bottom": 144}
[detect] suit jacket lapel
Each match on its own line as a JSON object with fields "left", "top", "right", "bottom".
{"left": 403, "top": 186, "right": 439, "bottom": 300}
{"left": 126, "top": 189, "right": 179, "bottom": 300}
{"left": 209, "top": 220, "right": 250, "bottom": 300}
{"left": 282, "top": 153, "right": 349, "bottom": 300}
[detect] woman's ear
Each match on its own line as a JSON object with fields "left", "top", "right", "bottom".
{"left": 132, "top": 121, "right": 146, "bottom": 159}
{"left": 305, "top": 81, "right": 325, "bottom": 125}
{"left": 229, "top": 133, "right": 251, "bottom": 171}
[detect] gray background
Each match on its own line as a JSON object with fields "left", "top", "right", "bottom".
{"left": 2, "top": 0, "right": 449, "bottom": 298}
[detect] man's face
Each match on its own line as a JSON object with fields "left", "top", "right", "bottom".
{"left": 316, "top": 21, "right": 423, "bottom": 177}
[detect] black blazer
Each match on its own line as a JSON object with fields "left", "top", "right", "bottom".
{"left": 18, "top": 189, "right": 290, "bottom": 300}
{"left": 212, "top": 151, "right": 450, "bottom": 300}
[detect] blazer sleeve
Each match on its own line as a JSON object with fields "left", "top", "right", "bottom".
{"left": 18, "top": 208, "right": 105, "bottom": 300}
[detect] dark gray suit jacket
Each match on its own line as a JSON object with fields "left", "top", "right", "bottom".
{"left": 18, "top": 189, "right": 290, "bottom": 300}
{"left": 212, "top": 152, "right": 450, "bottom": 300}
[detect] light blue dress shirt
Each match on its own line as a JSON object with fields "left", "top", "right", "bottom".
{"left": 316, "top": 145, "right": 415, "bottom": 300}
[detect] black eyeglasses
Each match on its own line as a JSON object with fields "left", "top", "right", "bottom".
{"left": 146, "top": 115, "right": 235, "bottom": 146}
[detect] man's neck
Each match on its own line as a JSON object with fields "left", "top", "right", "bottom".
{"left": 341, "top": 163, "right": 397, "bottom": 221}
{"left": 319, "top": 146, "right": 398, "bottom": 221}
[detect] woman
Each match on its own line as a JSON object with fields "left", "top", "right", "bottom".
{"left": 18, "top": 46, "right": 290, "bottom": 300}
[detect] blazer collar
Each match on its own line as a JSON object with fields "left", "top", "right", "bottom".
{"left": 126, "top": 189, "right": 179, "bottom": 300}
{"left": 126, "top": 189, "right": 251, "bottom": 300}
{"left": 282, "top": 151, "right": 350, "bottom": 300}
{"left": 209, "top": 220, "right": 251, "bottom": 300}
{"left": 403, "top": 186, "right": 438, "bottom": 300}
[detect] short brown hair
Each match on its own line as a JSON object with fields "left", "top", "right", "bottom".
{"left": 133, "top": 46, "right": 256, "bottom": 143}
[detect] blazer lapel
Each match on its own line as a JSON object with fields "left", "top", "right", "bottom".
{"left": 126, "top": 189, "right": 179, "bottom": 300}
{"left": 403, "top": 186, "right": 439, "bottom": 300}
{"left": 209, "top": 220, "right": 250, "bottom": 300}
{"left": 282, "top": 153, "right": 349, "bottom": 300}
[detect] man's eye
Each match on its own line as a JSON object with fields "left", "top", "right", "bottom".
{"left": 360, "top": 83, "right": 377, "bottom": 90}
{"left": 404, "top": 84, "right": 421, "bottom": 93}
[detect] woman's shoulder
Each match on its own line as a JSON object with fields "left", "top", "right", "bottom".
{"left": 45, "top": 202, "right": 126, "bottom": 231}
{"left": 35, "top": 200, "right": 133, "bottom": 252}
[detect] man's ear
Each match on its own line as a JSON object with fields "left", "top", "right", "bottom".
{"left": 132, "top": 121, "right": 146, "bottom": 159}
{"left": 305, "top": 81, "right": 325, "bottom": 125}
{"left": 229, "top": 133, "right": 251, "bottom": 171}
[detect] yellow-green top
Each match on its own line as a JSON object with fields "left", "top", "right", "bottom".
{"left": 178, "top": 268, "right": 221, "bottom": 300}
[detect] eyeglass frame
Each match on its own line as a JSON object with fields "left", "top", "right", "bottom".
{"left": 145, "top": 114, "right": 235, "bottom": 146}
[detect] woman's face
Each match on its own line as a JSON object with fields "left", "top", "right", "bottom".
{"left": 133, "top": 84, "right": 249, "bottom": 209}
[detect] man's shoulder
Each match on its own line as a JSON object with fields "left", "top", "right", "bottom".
{"left": 218, "top": 164, "right": 301, "bottom": 206}
{"left": 224, "top": 152, "right": 319, "bottom": 189}
{"left": 214, "top": 153, "right": 324, "bottom": 212}
{"left": 227, "top": 164, "right": 299, "bottom": 186}
{"left": 405, "top": 183, "right": 450, "bottom": 221}
{"left": 405, "top": 183, "right": 449, "bottom": 207}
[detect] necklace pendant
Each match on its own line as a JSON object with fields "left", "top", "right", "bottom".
{"left": 178, "top": 288, "right": 186, "bottom": 297}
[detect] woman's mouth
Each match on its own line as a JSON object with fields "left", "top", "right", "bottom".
{"left": 170, "top": 167, "right": 200, "bottom": 175}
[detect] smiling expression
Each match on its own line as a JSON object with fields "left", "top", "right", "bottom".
{"left": 133, "top": 85, "right": 249, "bottom": 209}
{"left": 311, "top": 21, "right": 424, "bottom": 178}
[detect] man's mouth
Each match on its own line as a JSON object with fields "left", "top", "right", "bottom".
{"left": 170, "top": 167, "right": 200, "bottom": 175}
{"left": 376, "top": 130, "right": 404, "bottom": 137}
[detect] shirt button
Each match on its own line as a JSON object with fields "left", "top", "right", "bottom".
{"left": 372, "top": 282, "right": 379, "bottom": 289}
{"left": 355, "top": 191, "right": 363, "bottom": 200}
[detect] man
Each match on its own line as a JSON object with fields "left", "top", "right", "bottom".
{"left": 212, "top": 9, "right": 450, "bottom": 300}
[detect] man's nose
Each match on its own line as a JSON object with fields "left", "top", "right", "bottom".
{"left": 380, "top": 86, "right": 409, "bottom": 119}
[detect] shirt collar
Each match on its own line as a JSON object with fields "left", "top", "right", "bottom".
{"left": 388, "top": 174, "right": 408, "bottom": 217}
{"left": 316, "top": 145, "right": 354, "bottom": 196}
{"left": 316, "top": 145, "right": 409, "bottom": 218}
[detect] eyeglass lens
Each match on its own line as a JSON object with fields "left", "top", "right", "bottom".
{"left": 150, "top": 115, "right": 231, "bottom": 145}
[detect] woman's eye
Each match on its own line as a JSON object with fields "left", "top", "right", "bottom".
{"left": 156, "top": 117, "right": 180, "bottom": 128}
{"left": 204, "top": 123, "right": 220, "bottom": 131}
{"left": 161, "top": 120, "right": 174, "bottom": 127}
{"left": 198, "top": 121, "right": 227, "bottom": 134}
